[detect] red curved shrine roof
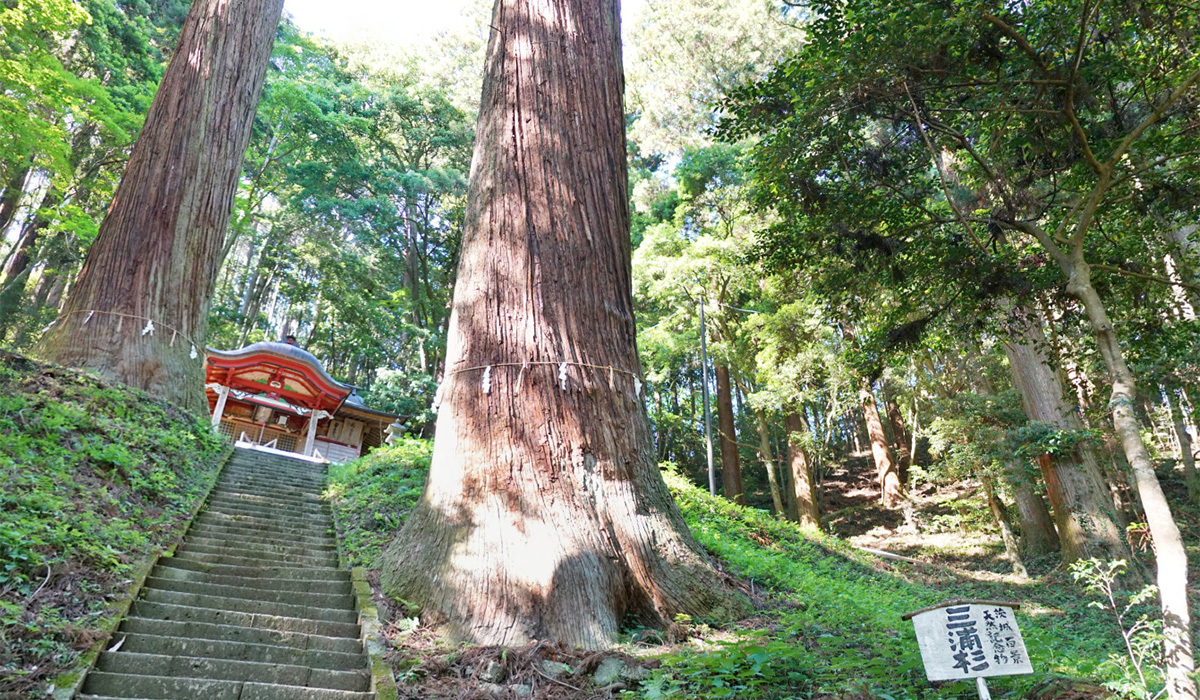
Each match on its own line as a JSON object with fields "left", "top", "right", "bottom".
{"left": 205, "top": 341, "right": 355, "bottom": 413}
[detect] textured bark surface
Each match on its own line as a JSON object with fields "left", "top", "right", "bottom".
{"left": 715, "top": 363, "right": 744, "bottom": 504}
{"left": 378, "top": 0, "right": 749, "bottom": 648}
{"left": 1002, "top": 319, "right": 1130, "bottom": 563}
{"left": 1005, "top": 461, "right": 1060, "bottom": 557}
{"left": 784, "top": 412, "right": 820, "bottom": 531}
{"left": 860, "top": 380, "right": 903, "bottom": 507}
{"left": 33, "top": 0, "right": 285, "bottom": 414}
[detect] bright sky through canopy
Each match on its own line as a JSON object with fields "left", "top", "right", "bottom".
{"left": 284, "top": 0, "right": 645, "bottom": 45}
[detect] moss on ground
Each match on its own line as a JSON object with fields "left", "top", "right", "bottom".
{"left": 0, "top": 352, "right": 227, "bottom": 697}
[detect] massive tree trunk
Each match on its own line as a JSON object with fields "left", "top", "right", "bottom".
{"left": 860, "top": 379, "right": 904, "bottom": 507}
{"left": 1001, "top": 316, "right": 1130, "bottom": 563}
{"left": 784, "top": 411, "right": 821, "bottom": 531}
{"left": 33, "top": 0, "right": 285, "bottom": 413}
{"left": 378, "top": 0, "right": 748, "bottom": 648}
{"left": 715, "top": 363, "right": 744, "bottom": 504}
{"left": 1065, "top": 260, "right": 1195, "bottom": 700}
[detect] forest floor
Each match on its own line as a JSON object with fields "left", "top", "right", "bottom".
{"left": 328, "top": 446, "right": 1200, "bottom": 700}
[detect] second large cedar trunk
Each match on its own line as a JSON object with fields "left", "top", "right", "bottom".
{"left": 34, "top": 0, "right": 284, "bottom": 413}
{"left": 379, "top": 0, "right": 747, "bottom": 648}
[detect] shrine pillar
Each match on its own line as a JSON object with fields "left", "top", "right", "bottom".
{"left": 209, "top": 384, "right": 230, "bottom": 428}
{"left": 304, "top": 411, "right": 321, "bottom": 457}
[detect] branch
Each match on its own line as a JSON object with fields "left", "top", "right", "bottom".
{"left": 981, "top": 13, "right": 1056, "bottom": 78}
{"left": 904, "top": 81, "right": 986, "bottom": 251}
{"left": 1064, "top": 0, "right": 1105, "bottom": 174}
{"left": 1092, "top": 264, "right": 1200, "bottom": 292}
{"left": 1106, "top": 66, "right": 1200, "bottom": 168}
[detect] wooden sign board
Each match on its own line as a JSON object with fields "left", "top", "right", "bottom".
{"left": 909, "top": 602, "right": 1033, "bottom": 682}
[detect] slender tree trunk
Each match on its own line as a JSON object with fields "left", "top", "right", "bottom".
{"left": 33, "top": 0, "right": 285, "bottom": 413}
{"left": 0, "top": 189, "right": 61, "bottom": 339}
{"left": 0, "top": 164, "right": 30, "bottom": 237}
{"left": 860, "top": 379, "right": 903, "bottom": 507}
{"left": 785, "top": 411, "right": 820, "bottom": 531}
{"left": 753, "top": 408, "right": 786, "bottom": 516}
{"left": 1168, "top": 390, "right": 1199, "bottom": 501}
{"left": 983, "top": 477, "right": 1028, "bottom": 579}
{"left": 715, "top": 363, "right": 744, "bottom": 505}
{"left": 884, "top": 388, "right": 912, "bottom": 485}
{"left": 379, "top": 0, "right": 748, "bottom": 648}
{"left": 1066, "top": 258, "right": 1195, "bottom": 700}
{"left": 1002, "top": 314, "right": 1130, "bottom": 563}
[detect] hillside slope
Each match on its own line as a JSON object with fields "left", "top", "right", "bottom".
{"left": 0, "top": 352, "right": 227, "bottom": 697}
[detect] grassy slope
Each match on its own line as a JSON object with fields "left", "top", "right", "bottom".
{"left": 0, "top": 352, "right": 227, "bottom": 696}
{"left": 327, "top": 443, "right": 1139, "bottom": 699}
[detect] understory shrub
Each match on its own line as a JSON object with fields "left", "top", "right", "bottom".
{"left": 324, "top": 438, "right": 432, "bottom": 567}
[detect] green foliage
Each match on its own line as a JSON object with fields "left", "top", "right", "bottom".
{"left": 633, "top": 466, "right": 1132, "bottom": 699}
{"left": 324, "top": 439, "right": 432, "bottom": 568}
{"left": 0, "top": 353, "right": 226, "bottom": 694}
{"left": 1069, "top": 559, "right": 1166, "bottom": 700}
{"left": 361, "top": 369, "right": 437, "bottom": 432}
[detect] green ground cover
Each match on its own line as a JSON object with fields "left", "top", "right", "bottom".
{"left": 326, "top": 444, "right": 1147, "bottom": 699}
{"left": 0, "top": 352, "right": 227, "bottom": 696}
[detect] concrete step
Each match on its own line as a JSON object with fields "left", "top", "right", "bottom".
{"left": 79, "top": 449, "right": 374, "bottom": 699}
{"left": 140, "top": 588, "right": 359, "bottom": 624}
{"left": 95, "top": 650, "right": 369, "bottom": 690}
{"left": 219, "top": 474, "right": 326, "bottom": 490}
{"left": 80, "top": 673, "right": 372, "bottom": 699}
{"left": 198, "top": 506, "right": 333, "bottom": 530}
{"left": 128, "top": 600, "right": 360, "bottom": 638}
{"left": 167, "top": 549, "right": 336, "bottom": 571}
{"left": 184, "top": 532, "right": 337, "bottom": 558}
{"left": 113, "top": 634, "right": 366, "bottom": 671}
{"left": 185, "top": 522, "right": 337, "bottom": 550}
{"left": 152, "top": 565, "right": 352, "bottom": 595}
{"left": 119, "top": 617, "right": 362, "bottom": 655}
{"left": 158, "top": 557, "right": 349, "bottom": 582}
{"left": 196, "top": 511, "right": 333, "bottom": 536}
{"left": 145, "top": 577, "right": 354, "bottom": 609}
{"left": 177, "top": 541, "right": 338, "bottom": 567}
{"left": 207, "top": 495, "right": 330, "bottom": 517}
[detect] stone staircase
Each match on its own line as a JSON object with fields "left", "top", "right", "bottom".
{"left": 78, "top": 447, "right": 374, "bottom": 700}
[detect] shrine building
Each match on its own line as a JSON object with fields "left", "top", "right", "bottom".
{"left": 205, "top": 341, "right": 401, "bottom": 462}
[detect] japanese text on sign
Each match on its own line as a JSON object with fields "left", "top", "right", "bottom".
{"left": 910, "top": 603, "right": 1033, "bottom": 681}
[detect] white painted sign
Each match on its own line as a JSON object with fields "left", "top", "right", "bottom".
{"left": 910, "top": 603, "right": 1033, "bottom": 681}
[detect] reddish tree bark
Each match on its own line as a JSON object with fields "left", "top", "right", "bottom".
{"left": 34, "top": 0, "right": 285, "bottom": 413}
{"left": 715, "top": 363, "right": 744, "bottom": 504}
{"left": 378, "top": 0, "right": 748, "bottom": 648}
{"left": 860, "top": 379, "right": 904, "bottom": 507}
{"left": 1002, "top": 317, "right": 1130, "bottom": 563}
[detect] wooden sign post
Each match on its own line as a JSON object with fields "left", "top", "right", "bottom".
{"left": 903, "top": 599, "right": 1033, "bottom": 699}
